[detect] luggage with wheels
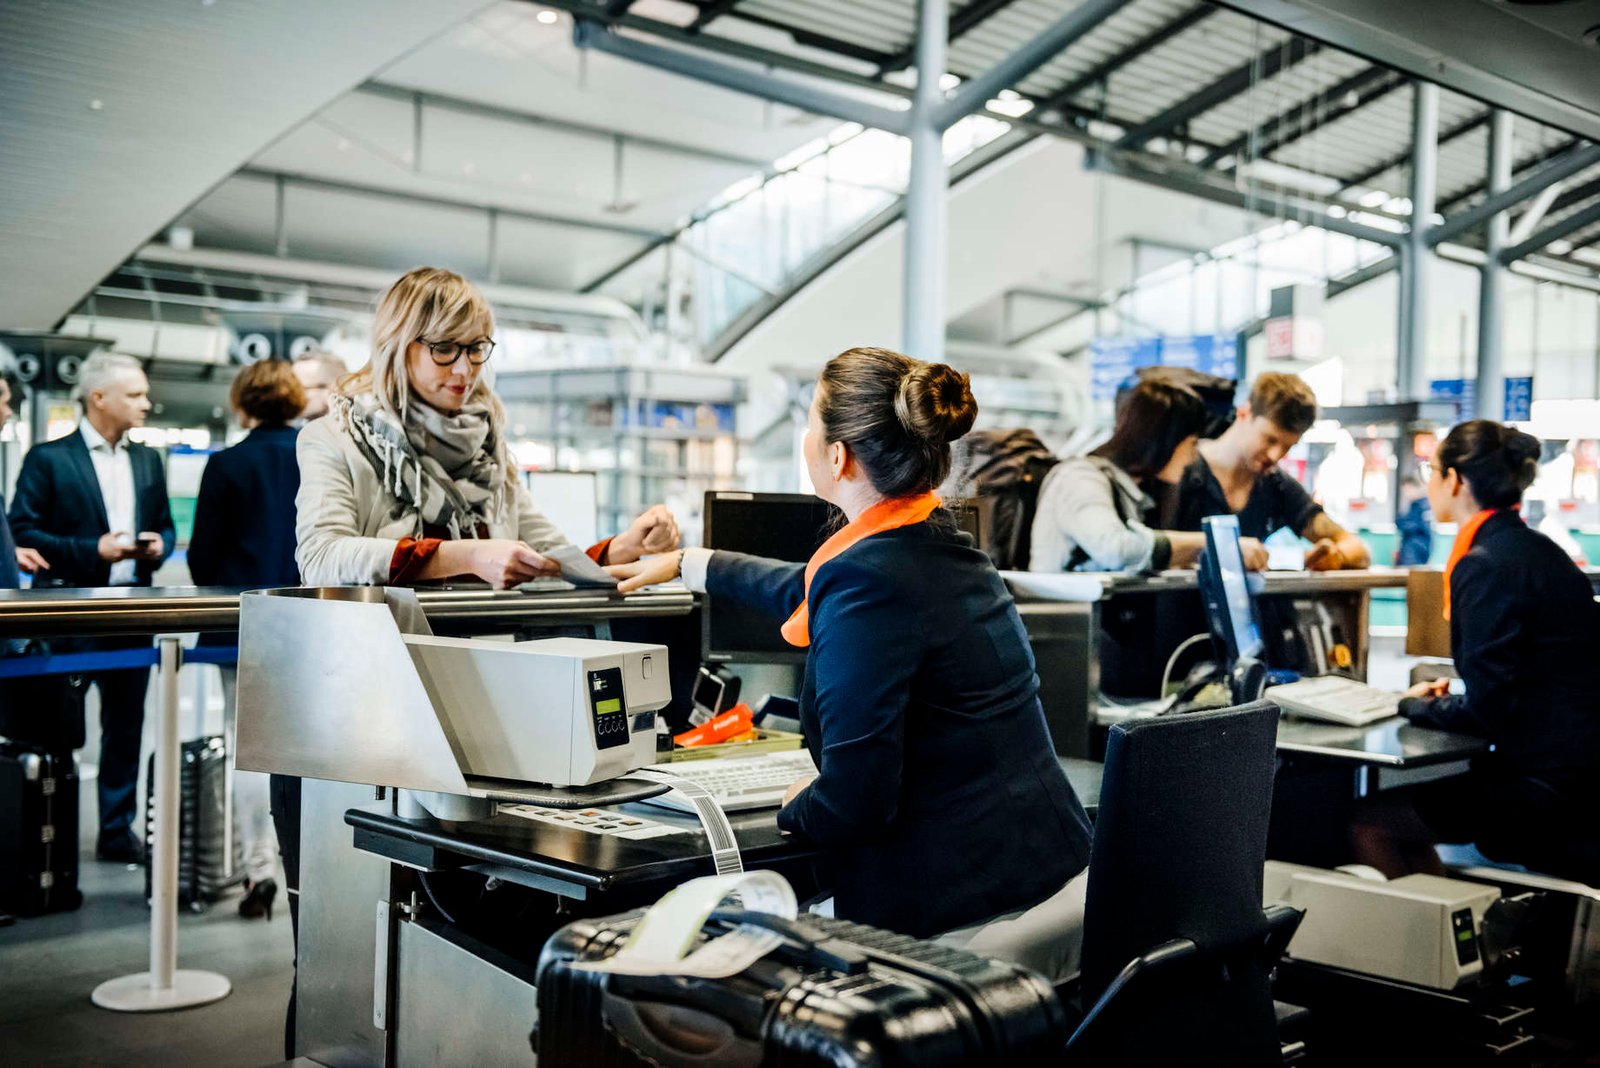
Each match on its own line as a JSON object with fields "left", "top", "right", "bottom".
{"left": 143, "top": 735, "right": 242, "bottom": 909}
{"left": 533, "top": 907, "right": 1069, "bottom": 1066}
{"left": 0, "top": 740, "right": 83, "bottom": 916}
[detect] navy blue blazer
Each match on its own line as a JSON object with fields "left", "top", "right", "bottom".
{"left": 707, "top": 517, "right": 1092, "bottom": 939}
{"left": 1401, "top": 510, "right": 1600, "bottom": 799}
{"left": 186, "top": 425, "right": 301, "bottom": 589}
{"left": 7, "top": 430, "right": 174, "bottom": 587}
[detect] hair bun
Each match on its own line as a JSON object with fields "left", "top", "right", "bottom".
{"left": 894, "top": 362, "right": 977, "bottom": 446}
{"left": 1503, "top": 427, "right": 1541, "bottom": 491}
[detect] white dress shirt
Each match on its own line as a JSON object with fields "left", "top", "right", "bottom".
{"left": 80, "top": 419, "right": 138, "bottom": 586}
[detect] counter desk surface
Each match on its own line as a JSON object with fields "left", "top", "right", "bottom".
{"left": 0, "top": 583, "right": 697, "bottom": 639}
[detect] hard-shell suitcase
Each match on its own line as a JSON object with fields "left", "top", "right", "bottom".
{"left": 0, "top": 741, "right": 83, "bottom": 916}
{"left": 533, "top": 908, "right": 1069, "bottom": 1066}
{"left": 143, "top": 735, "right": 242, "bottom": 909}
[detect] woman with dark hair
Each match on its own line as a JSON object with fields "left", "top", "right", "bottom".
{"left": 607, "top": 347, "right": 1092, "bottom": 956}
{"left": 1029, "top": 378, "right": 1269, "bottom": 573}
{"left": 1352, "top": 420, "right": 1600, "bottom": 879}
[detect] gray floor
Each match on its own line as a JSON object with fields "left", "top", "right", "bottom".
{"left": 1, "top": 664, "right": 296, "bottom": 1068}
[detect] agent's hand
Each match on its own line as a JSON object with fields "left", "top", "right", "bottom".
{"left": 781, "top": 772, "right": 816, "bottom": 808}
{"left": 608, "top": 505, "right": 680, "bottom": 564}
{"left": 605, "top": 551, "right": 682, "bottom": 594}
{"left": 97, "top": 532, "right": 138, "bottom": 562}
{"left": 1303, "top": 538, "right": 1343, "bottom": 571}
{"left": 465, "top": 539, "right": 558, "bottom": 589}
{"left": 1405, "top": 678, "right": 1450, "bottom": 700}
{"left": 16, "top": 547, "right": 48, "bottom": 573}
{"left": 133, "top": 532, "right": 164, "bottom": 561}
{"left": 1238, "top": 537, "right": 1270, "bottom": 571}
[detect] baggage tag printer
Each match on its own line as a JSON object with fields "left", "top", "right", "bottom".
{"left": 399, "top": 635, "right": 670, "bottom": 819}
{"left": 1265, "top": 861, "right": 1501, "bottom": 990}
{"left": 235, "top": 589, "right": 670, "bottom": 823}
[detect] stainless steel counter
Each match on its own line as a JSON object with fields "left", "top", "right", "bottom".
{"left": 0, "top": 584, "right": 696, "bottom": 638}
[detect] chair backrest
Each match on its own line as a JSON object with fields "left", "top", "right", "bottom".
{"left": 1079, "top": 700, "right": 1282, "bottom": 1064}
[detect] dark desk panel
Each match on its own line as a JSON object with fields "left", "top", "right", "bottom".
{"left": 347, "top": 801, "right": 818, "bottom": 902}
{"left": 1275, "top": 717, "right": 1487, "bottom": 768}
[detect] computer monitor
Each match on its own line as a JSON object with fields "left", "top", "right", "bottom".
{"left": 702, "top": 492, "right": 839, "bottom": 662}
{"left": 701, "top": 491, "right": 990, "bottom": 661}
{"left": 1199, "top": 514, "right": 1265, "bottom": 669}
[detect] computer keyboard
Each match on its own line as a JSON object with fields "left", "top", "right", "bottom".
{"left": 1267, "top": 675, "right": 1402, "bottom": 727}
{"left": 639, "top": 750, "right": 818, "bottom": 813}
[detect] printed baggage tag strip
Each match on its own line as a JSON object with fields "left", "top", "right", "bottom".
{"left": 577, "top": 870, "right": 798, "bottom": 980}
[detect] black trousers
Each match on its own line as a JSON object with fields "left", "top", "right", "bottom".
{"left": 77, "top": 635, "right": 152, "bottom": 841}
{"left": 269, "top": 773, "right": 302, "bottom": 1058}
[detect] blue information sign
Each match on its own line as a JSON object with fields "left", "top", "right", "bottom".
{"left": 1503, "top": 376, "right": 1534, "bottom": 422}
{"left": 1430, "top": 376, "right": 1534, "bottom": 421}
{"left": 1089, "top": 335, "right": 1239, "bottom": 401}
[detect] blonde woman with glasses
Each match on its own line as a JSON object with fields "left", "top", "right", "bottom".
{"left": 296, "top": 266, "right": 679, "bottom": 588}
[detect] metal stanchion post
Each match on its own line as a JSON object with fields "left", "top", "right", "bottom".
{"left": 91, "top": 636, "right": 231, "bottom": 1012}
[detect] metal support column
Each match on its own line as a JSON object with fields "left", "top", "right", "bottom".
{"left": 1476, "top": 110, "right": 1512, "bottom": 420}
{"left": 903, "top": 0, "right": 949, "bottom": 363}
{"left": 1399, "top": 82, "right": 1438, "bottom": 400}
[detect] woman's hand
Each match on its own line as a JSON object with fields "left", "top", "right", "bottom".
{"left": 607, "top": 505, "right": 680, "bottom": 564}
{"left": 605, "top": 551, "right": 681, "bottom": 594}
{"left": 1238, "top": 536, "right": 1270, "bottom": 571}
{"left": 452, "top": 539, "right": 558, "bottom": 589}
{"left": 781, "top": 772, "right": 816, "bottom": 808}
{"left": 1405, "top": 678, "right": 1450, "bottom": 700}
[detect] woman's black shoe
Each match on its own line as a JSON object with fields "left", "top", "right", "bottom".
{"left": 239, "top": 878, "right": 278, "bottom": 921}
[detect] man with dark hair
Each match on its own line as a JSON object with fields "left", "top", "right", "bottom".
{"left": 1173, "top": 371, "right": 1370, "bottom": 571}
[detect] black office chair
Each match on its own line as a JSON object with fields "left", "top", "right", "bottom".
{"left": 1065, "top": 700, "right": 1304, "bottom": 1066}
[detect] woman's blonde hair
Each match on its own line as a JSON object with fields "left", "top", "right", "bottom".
{"left": 342, "top": 267, "right": 505, "bottom": 427}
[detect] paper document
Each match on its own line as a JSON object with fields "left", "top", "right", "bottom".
{"left": 549, "top": 544, "right": 619, "bottom": 589}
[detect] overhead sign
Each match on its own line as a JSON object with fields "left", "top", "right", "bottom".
{"left": 1431, "top": 376, "right": 1534, "bottom": 422}
{"left": 1090, "top": 334, "right": 1239, "bottom": 401}
{"left": 1264, "top": 284, "right": 1325, "bottom": 362}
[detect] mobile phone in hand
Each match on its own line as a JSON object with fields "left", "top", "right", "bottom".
{"left": 135, "top": 535, "right": 158, "bottom": 550}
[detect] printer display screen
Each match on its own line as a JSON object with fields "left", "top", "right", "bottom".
{"left": 588, "top": 667, "right": 630, "bottom": 751}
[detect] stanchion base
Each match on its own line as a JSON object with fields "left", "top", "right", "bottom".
{"left": 91, "top": 970, "right": 231, "bottom": 1012}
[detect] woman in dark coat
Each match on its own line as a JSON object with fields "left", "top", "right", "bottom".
{"left": 609, "top": 347, "right": 1093, "bottom": 944}
{"left": 1352, "top": 420, "right": 1600, "bottom": 880}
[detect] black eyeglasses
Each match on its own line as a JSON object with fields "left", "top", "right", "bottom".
{"left": 417, "top": 337, "right": 496, "bottom": 366}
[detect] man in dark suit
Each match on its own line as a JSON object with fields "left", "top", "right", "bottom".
{"left": 8, "top": 353, "right": 174, "bottom": 863}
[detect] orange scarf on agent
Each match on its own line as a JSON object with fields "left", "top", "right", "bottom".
{"left": 1442, "top": 507, "right": 1506, "bottom": 621}
{"left": 779, "top": 492, "right": 941, "bottom": 648}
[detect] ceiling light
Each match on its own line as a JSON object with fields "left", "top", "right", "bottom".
{"left": 1358, "top": 189, "right": 1389, "bottom": 208}
{"left": 1548, "top": 239, "right": 1574, "bottom": 255}
{"left": 535, "top": 8, "right": 558, "bottom": 24}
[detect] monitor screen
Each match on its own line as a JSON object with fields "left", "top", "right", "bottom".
{"left": 1200, "top": 514, "right": 1264, "bottom": 665}
{"left": 702, "top": 492, "right": 839, "bottom": 661}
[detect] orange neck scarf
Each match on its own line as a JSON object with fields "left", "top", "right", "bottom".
{"left": 780, "top": 492, "right": 941, "bottom": 648}
{"left": 1442, "top": 507, "right": 1506, "bottom": 620}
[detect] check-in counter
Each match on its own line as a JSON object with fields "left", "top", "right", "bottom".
{"left": 1008, "top": 569, "right": 1409, "bottom": 759}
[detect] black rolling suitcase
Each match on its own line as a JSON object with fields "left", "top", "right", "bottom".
{"left": 143, "top": 735, "right": 241, "bottom": 909}
{"left": 533, "top": 908, "right": 1069, "bottom": 1066}
{"left": 0, "top": 741, "right": 84, "bottom": 916}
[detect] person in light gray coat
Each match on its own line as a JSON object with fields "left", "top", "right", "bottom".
{"left": 1030, "top": 378, "right": 1267, "bottom": 574}
{"left": 296, "top": 267, "right": 679, "bottom": 588}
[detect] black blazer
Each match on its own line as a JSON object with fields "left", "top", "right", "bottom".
{"left": 1401, "top": 510, "right": 1600, "bottom": 797}
{"left": 707, "top": 518, "right": 1093, "bottom": 939}
{"left": 7, "top": 429, "right": 175, "bottom": 588}
{"left": 186, "top": 425, "right": 301, "bottom": 589}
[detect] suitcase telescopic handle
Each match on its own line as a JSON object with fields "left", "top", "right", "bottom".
{"left": 707, "top": 909, "right": 869, "bottom": 975}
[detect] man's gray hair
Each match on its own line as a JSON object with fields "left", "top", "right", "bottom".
{"left": 293, "top": 349, "right": 347, "bottom": 381}
{"left": 74, "top": 352, "right": 146, "bottom": 406}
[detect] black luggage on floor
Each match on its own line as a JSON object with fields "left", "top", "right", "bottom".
{"left": 143, "top": 735, "right": 241, "bottom": 909}
{"left": 532, "top": 908, "right": 1069, "bottom": 1066}
{"left": 0, "top": 741, "right": 83, "bottom": 916}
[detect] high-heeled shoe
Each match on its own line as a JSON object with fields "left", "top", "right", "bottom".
{"left": 239, "top": 877, "right": 278, "bottom": 921}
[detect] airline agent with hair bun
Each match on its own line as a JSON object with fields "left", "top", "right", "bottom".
{"left": 609, "top": 346, "right": 1093, "bottom": 950}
